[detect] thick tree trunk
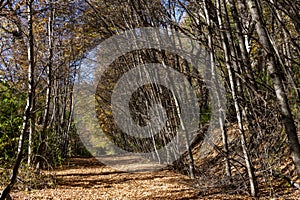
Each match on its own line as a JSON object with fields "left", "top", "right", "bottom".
{"left": 247, "top": 0, "right": 300, "bottom": 177}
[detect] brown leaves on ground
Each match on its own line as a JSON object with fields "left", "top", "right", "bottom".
{"left": 8, "top": 157, "right": 300, "bottom": 199}
{"left": 10, "top": 157, "right": 198, "bottom": 200}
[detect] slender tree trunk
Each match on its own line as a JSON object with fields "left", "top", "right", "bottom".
{"left": 207, "top": 0, "right": 257, "bottom": 195}
{"left": 225, "top": 43, "right": 258, "bottom": 197}
{"left": 228, "top": 0, "right": 256, "bottom": 89}
{"left": 268, "top": 0, "right": 300, "bottom": 103}
{"left": 173, "top": 94, "right": 195, "bottom": 179}
{"left": 156, "top": 30, "right": 195, "bottom": 176}
{"left": 247, "top": 0, "right": 300, "bottom": 177}
{"left": 28, "top": 89, "right": 35, "bottom": 167}
{"left": 204, "top": 0, "right": 232, "bottom": 180}
{"left": 0, "top": 1, "right": 35, "bottom": 199}
{"left": 36, "top": 0, "right": 54, "bottom": 172}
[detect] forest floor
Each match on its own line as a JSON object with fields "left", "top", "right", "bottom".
{"left": 8, "top": 157, "right": 300, "bottom": 199}
{"left": 7, "top": 157, "right": 244, "bottom": 200}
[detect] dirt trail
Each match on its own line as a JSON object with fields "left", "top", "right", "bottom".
{"left": 10, "top": 157, "right": 199, "bottom": 200}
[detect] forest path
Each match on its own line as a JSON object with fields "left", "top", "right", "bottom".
{"left": 10, "top": 157, "right": 199, "bottom": 199}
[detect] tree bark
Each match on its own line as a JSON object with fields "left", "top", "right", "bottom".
{"left": 247, "top": 0, "right": 300, "bottom": 177}
{"left": 204, "top": 0, "right": 232, "bottom": 181}
{"left": 228, "top": 0, "right": 257, "bottom": 90}
{"left": 36, "top": 0, "right": 54, "bottom": 172}
{"left": 0, "top": 0, "right": 35, "bottom": 199}
{"left": 213, "top": 0, "right": 257, "bottom": 195}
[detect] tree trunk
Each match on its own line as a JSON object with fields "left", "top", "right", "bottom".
{"left": 0, "top": 0, "right": 35, "bottom": 199}
{"left": 210, "top": 0, "right": 257, "bottom": 195}
{"left": 204, "top": 0, "right": 232, "bottom": 180}
{"left": 36, "top": 0, "right": 54, "bottom": 172}
{"left": 28, "top": 90, "right": 36, "bottom": 167}
{"left": 247, "top": 0, "right": 300, "bottom": 177}
{"left": 228, "top": 0, "right": 256, "bottom": 90}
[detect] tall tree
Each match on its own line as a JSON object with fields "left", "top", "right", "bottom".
{"left": 0, "top": 0, "right": 35, "bottom": 198}
{"left": 246, "top": 0, "right": 300, "bottom": 177}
